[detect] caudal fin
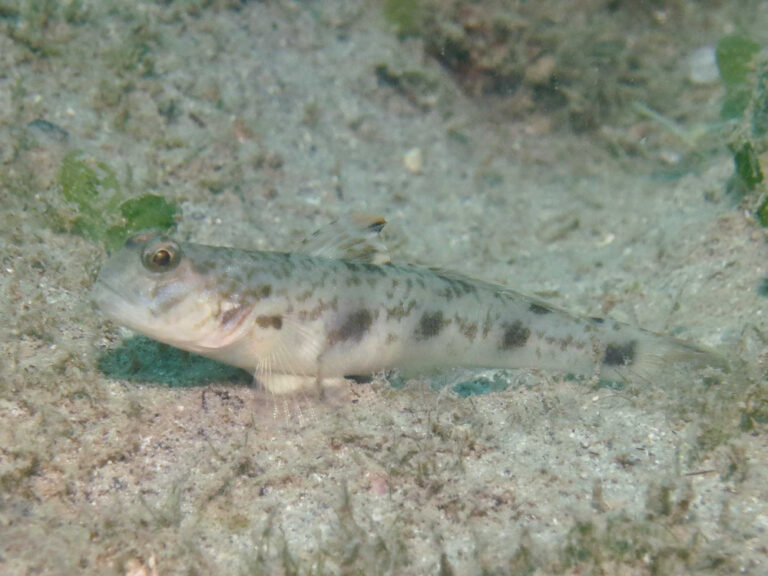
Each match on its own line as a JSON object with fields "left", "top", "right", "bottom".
{"left": 600, "top": 329, "right": 730, "bottom": 384}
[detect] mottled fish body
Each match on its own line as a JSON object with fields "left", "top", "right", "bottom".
{"left": 92, "top": 219, "right": 719, "bottom": 394}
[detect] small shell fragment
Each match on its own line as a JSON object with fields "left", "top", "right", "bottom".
{"left": 403, "top": 147, "right": 423, "bottom": 174}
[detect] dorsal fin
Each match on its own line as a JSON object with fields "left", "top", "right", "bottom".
{"left": 427, "top": 266, "right": 515, "bottom": 294}
{"left": 298, "top": 213, "right": 391, "bottom": 264}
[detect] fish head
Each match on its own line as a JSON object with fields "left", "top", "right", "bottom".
{"left": 92, "top": 231, "right": 223, "bottom": 349}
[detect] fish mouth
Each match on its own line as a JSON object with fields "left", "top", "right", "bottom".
{"left": 91, "top": 276, "right": 140, "bottom": 322}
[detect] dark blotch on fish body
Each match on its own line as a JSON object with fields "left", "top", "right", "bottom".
{"left": 256, "top": 315, "right": 283, "bottom": 330}
{"left": 344, "top": 261, "right": 362, "bottom": 273}
{"left": 221, "top": 304, "right": 250, "bottom": 326}
{"left": 330, "top": 309, "right": 373, "bottom": 345}
{"left": 241, "top": 284, "right": 273, "bottom": 301}
{"left": 458, "top": 319, "right": 478, "bottom": 341}
{"left": 192, "top": 259, "right": 218, "bottom": 275}
{"left": 500, "top": 320, "right": 530, "bottom": 350}
{"left": 603, "top": 341, "right": 637, "bottom": 366}
{"left": 362, "top": 263, "right": 387, "bottom": 276}
{"left": 452, "top": 278, "right": 476, "bottom": 296}
{"left": 256, "top": 284, "right": 272, "bottom": 299}
{"left": 386, "top": 299, "right": 416, "bottom": 321}
{"left": 415, "top": 311, "right": 445, "bottom": 340}
{"left": 529, "top": 303, "right": 552, "bottom": 315}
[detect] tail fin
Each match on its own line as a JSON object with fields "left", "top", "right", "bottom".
{"left": 600, "top": 329, "right": 730, "bottom": 384}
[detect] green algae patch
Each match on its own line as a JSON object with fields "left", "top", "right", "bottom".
{"left": 730, "top": 140, "right": 764, "bottom": 191}
{"left": 383, "top": 0, "right": 422, "bottom": 38}
{"left": 716, "top": 35, "right": 761, "bottom": 121}
{"left": 58, "top": 150, "right": 122, "bottom": 243}
{"left": 119, "top": 194, "right": 178, "bottom": 236}
{"left": 757, "top": 196, "right": 768, "bottom": 227}
{"left": 56, "top": 151, "right": 179, "bottom": 251}
{"left": 109, "top": 192, "right": 179, "bottom": 251}
{"left": 717, "top": 35, "right": 768, "bottom": 226}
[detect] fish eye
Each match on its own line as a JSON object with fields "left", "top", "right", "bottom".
{"left": 141, "top": 240, "right": 182, "bottom": 273}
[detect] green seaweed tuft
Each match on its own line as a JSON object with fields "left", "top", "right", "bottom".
{"left": 717, "top": 35, "right": 768, "bottom": 226}
{"left": 716, "top": 35, "right": 761, "bottom": 121}
{"left": 58, "top": 150, "right": 121, "bottom": 242}
{"left": 717, "top": 35, "right": 760, "bottom": 87}
{"left": 119, "top": 194, "right": 178, "bottom": 235}
{"left": 730, "top": 140, "right": 764, "bottom": 191}
{"left": 383, "top": 0, "right": 422, "bottom": 38}
{"left": 56, "top": 151, "right": 179, "bottom": 251}
{"left": 757, "top": 197, "right": 768, "bottom": 227}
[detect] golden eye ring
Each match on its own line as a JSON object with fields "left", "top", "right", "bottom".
{"left": 141, "top": 239, "right": 182, "bottom": 273}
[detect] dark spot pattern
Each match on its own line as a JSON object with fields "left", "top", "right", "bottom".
{"left": 386, "top": 299, "right": 416, "bottom": 321}
{"left": 452, "top": 278, "right": 476, "bottom": 296}
{"left": 243, "top": 284, "right": 272, "bottom": 301}
{"left": 415, "top": 311, "right": 445, "bottom": 340}
{"left": 361, "top": 263, "right": 387, "bottom": 276}
{"left": 256, "top": 315, "right": 283, "bottom": 330}
{"left": 296, "top": 296, "right": 339, "bottom": 322}
{"left": 346, "top": 274, "right": 362, "bottom": 287}
{"left": 344, "top": 261, "right": 362, "bottom": 273}
{"left": 482, "top": 311, "right": 495, "bottom": 338}
{"left": 296, "top": 289, "right": 314, "bottom": 302}
{"left": 457, "top": 318, "right": 478, "bottom": 341}
{"left": 259, "top": 284, "right": 272, "bottom": 298}
{"left": 440, "top": 286, "right": 455, "bottom": 301}
{"left": 529, "top": 303, "right": 552, "bottom": 315}
{"left": 329, "top": 309, "right": 373, "bottom": 345}
{"left": 603, "top": 341, "right": 637, "bottom": 366}
{"left": 437, "top": 277, "right": 477, "bottom": 300}
{"left": 500, "top": 320, "right": 531, "bottom": 350}
{"left": 192, "top": 259, "right": 217, "bottom": 275}
{"left": 221, "top": 304, "right": 250, "bottom": 326}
